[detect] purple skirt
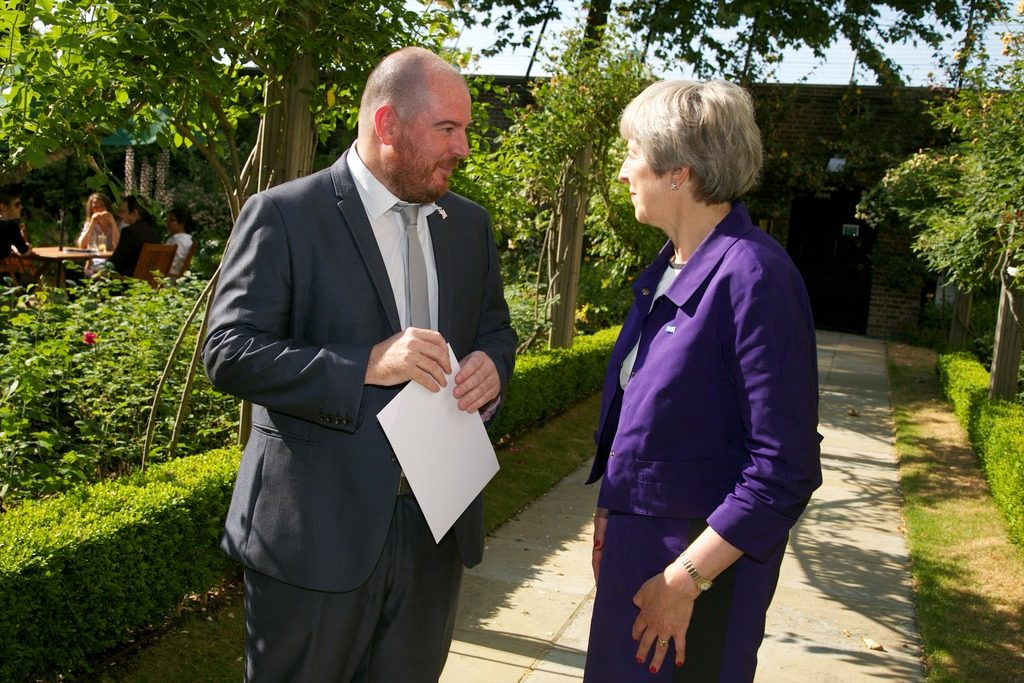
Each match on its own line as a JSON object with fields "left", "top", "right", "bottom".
{"left": 584, "top": 513, "right": 786, "bottom": 682}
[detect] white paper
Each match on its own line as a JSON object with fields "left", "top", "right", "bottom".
{"left": 377, "top": 345, "right": 499, "bottom": 543}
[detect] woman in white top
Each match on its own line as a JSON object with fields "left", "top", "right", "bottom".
{"left": 76, "top": 193, "right": 120, "bottom": 252}
{"left": 165, "top": 207, "right": 195, "bottom": 277}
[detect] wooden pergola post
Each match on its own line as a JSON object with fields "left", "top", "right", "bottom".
{"left": 989, "top": 282, "right": 1023, "bottom": 400}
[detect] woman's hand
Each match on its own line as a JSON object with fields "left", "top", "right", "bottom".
{"left": 592, "top": 508, "right": 608, "bottom": 583}
{"left": 631, "top": 564, "right": 697, "bottom": 673}
{"left": 630, "top": 529, "right": 743, "bottom": 673}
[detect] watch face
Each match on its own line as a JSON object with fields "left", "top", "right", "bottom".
{"left": 697, "top": 578, "right": 712, "bottom": 591}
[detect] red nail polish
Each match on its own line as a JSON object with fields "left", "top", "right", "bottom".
{"left": 594, "top": 539, "right": 603, "bottom": 549}
{"left": 650, "top": 665, "right": 658, "bottom": 674}
{"left": 636, "top": 656, "right": 643, "bottom": 664}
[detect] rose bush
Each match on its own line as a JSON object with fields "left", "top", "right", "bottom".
{"left": 0, "top": 274, "right": 236, "bottom": 510}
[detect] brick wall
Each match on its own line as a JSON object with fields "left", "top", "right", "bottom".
{"left": 867, "top": 283, "right": 922, "bottom": 338}
{"left": 865, "top": 225, "right": 926, "bottom": 338}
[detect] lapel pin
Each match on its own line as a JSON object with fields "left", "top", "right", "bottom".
{"left": 665, "top": 325, "right": 676, "bottom": 334}
{"left": 433, "top": 203, "right": 448, "bottom": 220}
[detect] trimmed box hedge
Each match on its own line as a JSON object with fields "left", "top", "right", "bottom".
{"left": 0, "top": 448, "right": 241, "bottom": 682}
{"left": 0, "top": 326, "right": 621, "bottom": 681}
{"left": 936, "top": 351, "right": 1024, "bottom": 553}
{"left": 488, "top": 326, "right": 620, "bottom": 441}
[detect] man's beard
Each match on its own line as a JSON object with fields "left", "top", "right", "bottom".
{"left": 384, "top": 136, "right": 458, "bottom": 204}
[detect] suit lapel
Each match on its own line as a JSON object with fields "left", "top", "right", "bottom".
{"left": 329, "top": 154, "right": 402, "bottom": 334}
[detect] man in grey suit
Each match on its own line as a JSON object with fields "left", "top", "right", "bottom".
{"left": 203, "top": 47, "right": 517, "bottom": 682}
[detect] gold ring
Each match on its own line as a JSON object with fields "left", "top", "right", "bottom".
{"left": 659, "top": 639, "right": 668, "bottom": 646}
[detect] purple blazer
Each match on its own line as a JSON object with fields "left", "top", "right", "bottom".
{"left": 587, "top": 203, "right": 822, "bottom": 562}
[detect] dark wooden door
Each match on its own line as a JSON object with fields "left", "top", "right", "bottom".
{"left": 786, "top": 190, "right": 875, "bottom": 334}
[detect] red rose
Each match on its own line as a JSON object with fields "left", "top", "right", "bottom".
{"left": 82, "top": 331, "right": 98, "bottom": 345}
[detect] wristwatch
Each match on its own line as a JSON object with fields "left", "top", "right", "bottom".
{"left": 681, "top": 554, "right": 713, "bottom": 592}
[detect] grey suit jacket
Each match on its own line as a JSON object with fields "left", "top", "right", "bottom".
{"left": 203, "top": 151, "right": 517, "bottom": 592}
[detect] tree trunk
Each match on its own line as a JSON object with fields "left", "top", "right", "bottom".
{"left": 545, "top": 1, "right": 608, "bottom": 349}
{"left": 584, "top": 0, "right": 610, "bottom": 45}
{"left": 255, "top": 57, "right": 317, "bottom": 193}
{"left": 948, "top": 286, "right": 973, "bottom": 349}
{"left": 989, "top": 282, "right": 1023, "bottom": 400}
{"left": 238, "top": 25, "right": 318, "bottom": 445}
{"left": 548, "top": 143, "right": 592, "bottom": 348}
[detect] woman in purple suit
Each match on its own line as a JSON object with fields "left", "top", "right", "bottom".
{"left": 584, "top": 79, "right": 822, "bottom": 682}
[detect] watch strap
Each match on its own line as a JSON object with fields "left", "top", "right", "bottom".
{"left": 681, "top": 554, "right": 713, "bottom": 592}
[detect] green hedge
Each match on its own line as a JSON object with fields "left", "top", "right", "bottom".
{"left": 488, "top": 326, "right": 620, "bottom": 440}
{"left": 936, "top": 351, "right": 1024, "bottom": 552}
{"left": 0, "top": 327, "right": 621, "bottom": 681}
{"left": 0, "top": 449, "right": 241, "bottom": 682}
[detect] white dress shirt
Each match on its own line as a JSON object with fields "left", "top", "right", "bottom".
{"left": 346, "top": 145, "right": 439, "bottom": 330}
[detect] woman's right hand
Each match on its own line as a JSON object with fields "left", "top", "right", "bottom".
{"left": 90, "top": 209, "right": 111, "bottom": 228}
{"left": 592, "top": 508, "right": 609, "bottom": 583}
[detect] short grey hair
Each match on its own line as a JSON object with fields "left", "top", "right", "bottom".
{"left": 619, "top": 79, "right": 763, "bottom": 204}
{"left": 359, "top": 47, "right": 465, "bottom": 132}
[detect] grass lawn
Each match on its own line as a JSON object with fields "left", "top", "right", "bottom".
{"left": 887, "top": 342, "right": 1024, "bottom": 682}
{"left": 83, "top": 395, "right": 602, "bottom": 682}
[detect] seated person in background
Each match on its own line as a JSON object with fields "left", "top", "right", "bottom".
{"left": 103, "top": 196, "right": 160, "bottom": 277}
{"left": 1, "top": 190, "right": 32, "bottom": 256}
{"left": 164, "top": 206, "right": 195, "bottom": 277}
{"left": 76, "top": 192, "right": 120, "bottom": 252}
{"left": 0, "top": 189, "right": 34, "bottom": 283}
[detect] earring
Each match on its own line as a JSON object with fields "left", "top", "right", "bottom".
{"left": 670, "top": 182, "right": 678, "bottom": 191}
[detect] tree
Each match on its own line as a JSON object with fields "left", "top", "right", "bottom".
{"left": 453, "top": 0, "right": 1006, "bottom": 347}
{"left": 929, "top": 24, "right": 1024, "bottom": 399}
{"left": 862, "top": 9, "right": 1024, "bottom": 399}
{"left": 468, "top": 28, "right": 648, "bottom": 349}
{"left": 1, "top": 0, "right": 458, "bottom": 456}
{"left": 456, "top": 0, "right": 1006, "bottom": 86}
{"left": 1, "top": 0, "right": 454, "bottom": 217}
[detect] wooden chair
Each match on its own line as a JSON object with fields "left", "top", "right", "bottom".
{"left": 169, "top": 241, "right": 197, "bottom": 279}
{"left": 0, "top": 254, "right": 39, "bottom": 285}
{"left": 132, "top": 243, "right": 178, "bottom": 288}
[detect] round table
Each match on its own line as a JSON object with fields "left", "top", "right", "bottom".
{"left": 28, "top": 246, "right": 107, "bottom": 285}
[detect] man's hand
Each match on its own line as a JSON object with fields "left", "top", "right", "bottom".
{"left": 452, "top": 350, "right": 499, "bottom": 412}
{"left": 366, "top": 328, "right": 451, "bottom": 391}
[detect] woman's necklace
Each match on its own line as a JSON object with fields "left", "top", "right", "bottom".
{"left": 668, "top": 255, "right": 687, "bottom": 270}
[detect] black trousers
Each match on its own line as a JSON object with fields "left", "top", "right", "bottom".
{"left": 243, "top": 496, "right": 463, "bottom": 682}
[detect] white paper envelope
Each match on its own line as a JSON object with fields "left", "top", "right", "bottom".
{"left": 377, "top": 345, "right": 499, "bottom": 542}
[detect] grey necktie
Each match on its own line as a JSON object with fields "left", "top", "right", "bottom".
{"left": 392, "top": 202, "right": 431, "bottom": 329}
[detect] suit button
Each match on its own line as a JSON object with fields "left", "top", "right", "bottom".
{"left": 641, "top": 288, "right": 650, "bottom": 296}
{"left": 609, "top": 451, "right": 615, "bottom": 458}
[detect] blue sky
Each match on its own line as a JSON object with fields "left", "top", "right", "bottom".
{"left": 445, "top": 1, "right": 1018, "bottom": 86}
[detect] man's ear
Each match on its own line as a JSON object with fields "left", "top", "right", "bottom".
{"left": 374, "top": 104, "right": 400, "bottom": 145}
